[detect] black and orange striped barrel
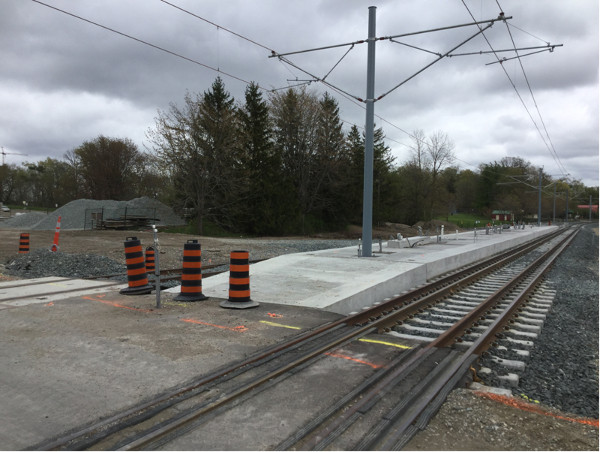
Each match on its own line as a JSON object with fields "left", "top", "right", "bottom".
{"left": 18, "top": 233, "right": 29, "bottom": 254}
{"left": 220, "top": 250, "right": 259, "bottom": 309}
{"left": 229, "top": 250, "right": 250, "bottom": 301}
{"left": 120, "top": 236, "right": 152, "bottom": 295}
{"left": 145, "top": 246, "right": 156, "bottom": 273}
{"left": 174, "top": 240, "right": 207, "bottom": 302}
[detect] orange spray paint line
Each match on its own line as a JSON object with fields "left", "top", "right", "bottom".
{"left": 181, "top": 318, "right": 248, "bottom": 332}
{"left": 475, "top": 391, "right": 599, "bottom": 427}
{"left": 325, "top": 351, "right": 381, "bottom": 369}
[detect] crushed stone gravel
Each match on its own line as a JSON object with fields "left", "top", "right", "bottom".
{"left": 514, "top": 224, "right": 599, "bottom": 418}
{"left": 476, "top": 225, "right": 598, "bottom": 419}
{"left": 2, "top": 249, "right": 126, "bottom": 279}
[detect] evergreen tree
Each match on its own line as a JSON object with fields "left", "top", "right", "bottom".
{"left": 147, "top": 77, "right": 239, "bottom": 234}
{"left": 343, "top": 125, "right": 365, "bottom": 223}
{"left": 270, "top": 87, "right": 319, "bottom": 233}
{"left": 312, "top": 92, "right": 347, "bottom": 227}
{"left": 237, "top": 82, "right": 285, "bottom": 234}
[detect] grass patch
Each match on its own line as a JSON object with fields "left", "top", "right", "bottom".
{"left": 437, "top": 213, "right": 490, "bottom": 229}
{"left": 160, "top": 219, "right": 242, "bottom": 238}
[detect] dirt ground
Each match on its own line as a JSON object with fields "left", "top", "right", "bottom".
{"left": 0, "top": 225, "right": 597, "bottom": 450}
{"left": 0, "top": 220, "right": 440, "bottom": 271}
{"left": 0, "top": 228, "right": 307, "bottom": 271}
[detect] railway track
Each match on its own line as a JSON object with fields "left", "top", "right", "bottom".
{"left": 29, "top": 225, "right": 578, "bottom": 451}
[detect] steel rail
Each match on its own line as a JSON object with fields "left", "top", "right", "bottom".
{"left": 278, "top": 227, "right": 578, "bottom": 450}
{"left": 31, "top": 228, "right": 569, "bottom": 450}
{"left": 349, "top": 227, "right": 566, "bottom": 329}
{"left": 368, "top": 228, "right": 580, "bottom": 450}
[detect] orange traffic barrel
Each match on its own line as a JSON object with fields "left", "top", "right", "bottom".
{"left": 120, "top": 236, "right": 153, "bottom": 295}
{"left": 50, "top": 215, "right": 61, "bottom": 252}
{"left": 18, "top": 233, "right": 30, "bottom": 254}
{"left": 145, "top": 246, "right": 156, "bottom": 273}
{"left": 175, "top": 240, "right": 207, "bottom": 302}
{"left": 220, "top": 250, "right": 258, "bottom": 309}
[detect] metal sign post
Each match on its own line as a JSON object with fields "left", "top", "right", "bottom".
{"left": 152, "top": 225, "right": 161, "bottom": 309}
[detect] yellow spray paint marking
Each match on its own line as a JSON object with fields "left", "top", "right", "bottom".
{"left": 49, "top": 282, "right": 68, "bottom": 288}
{"left": 163, "top": 301, "right": 191, "bottom": 308}
{"left": 359, "top": 338, "right": 413, "bottom": 349}
{"left": 259, "top": 320, "right": 301, "bottom": 330}
{"left": 520, "top": 393, "right": 541, "bottom": 404}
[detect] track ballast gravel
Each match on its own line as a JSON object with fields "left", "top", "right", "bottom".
{"left": 514, "top": 224, "right": 599, "bottom": 418}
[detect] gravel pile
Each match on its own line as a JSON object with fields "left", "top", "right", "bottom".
{"left": 0, "top": 211, "right": 48, "bottom": 229}
{"left": 3, "top": 249, "right": 125, "bottom": 279}
{"left": 0, "top": 197, "right": 186, "bottom": 230}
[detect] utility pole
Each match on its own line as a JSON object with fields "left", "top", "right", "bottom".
{"left": 553, "top": 182, "right": 556, "bottom": 224}
{"left": 269, "top": 8, "right": 558, "bottom": 256}
{"left": 537, "top": 167, "right": 542, "bottom": 227}
{"left": 361, "top": 6, "right": 377, "bottom": 257}
{"left": 566, "top": 187, "right": 569, "bottom": 222}
{"left": 589, "top": 195, "right": 592, "bottom": 222}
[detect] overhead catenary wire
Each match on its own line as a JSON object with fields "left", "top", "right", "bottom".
{"left": 448, "top": 44, "right": 561, "bottom": 57}
{"left": 31, "top": 0, "right": 571, "bottom": 182}
{"left": 460, "top": 0, "right": 569, "bottom": 179}
{"left": 497, "top": 1, "right": 569, "bottom": 177}
{"left": 158, "top": 0, "right": 276, "bottom": 54}
{"left": 142, "top": 1, "right": 544, "bottom": 173}
{"left": 30, "top": 0, "right": 415, "bottom": 159}
{"left": 484, "top": 48, "right": 559, "bottom": 65}
{"left": 31, "top": 0, "right": 266, "bottom": 91}
{"left": 377, "top": 20, "right": 496, "bottom": 101}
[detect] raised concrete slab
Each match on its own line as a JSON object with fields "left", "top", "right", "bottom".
{"left": 0, "top": 277, "right": 125, "bottom": 310}
{"left": 167, "top": 225, "right": 559, "bottom": 315}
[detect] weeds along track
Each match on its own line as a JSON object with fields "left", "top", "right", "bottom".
{"left": 30, "top": 226, "right": 578, "bottom": 451}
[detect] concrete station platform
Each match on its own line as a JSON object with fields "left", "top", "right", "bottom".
{"left": 0, "top": 225, "right": 560, "bottom": 449}
{"left": 170, "top": 225, "right": 559, "bottom": 315}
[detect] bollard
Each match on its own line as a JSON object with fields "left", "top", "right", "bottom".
{"left": 120, "top": 236, "right": 153, "bottom": 295}
{"left": 175, "top": 240, "right": 207, "bottom": 302}
{"left": 18, "top": 233, "right": 29, "bottom": 254}
{"left": 145, "top": 246, "right": 156, "bottom": 273}
{"left": 50, "top": 216, "right": 61, "bottom": 252}
{"left": 220, "top": 250, "right": 258, "bottom": 309}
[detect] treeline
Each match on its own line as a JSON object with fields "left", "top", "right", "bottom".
{"left": 0, "top": 77, "right": 597, "bottom": 233}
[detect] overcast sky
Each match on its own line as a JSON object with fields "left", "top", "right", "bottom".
{"left": 1, "top": 0, "right": 598, "bottom": 187}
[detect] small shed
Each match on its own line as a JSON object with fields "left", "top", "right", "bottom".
{"left": 491, "top": 210, "right": 513, "bottom": 221}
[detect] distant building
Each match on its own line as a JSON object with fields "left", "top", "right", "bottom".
{"left": 491, "top": 210, "right": 513, "bottom": 222}
{"left": 577, "top": 205, "right": 598, "bottom": 213}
